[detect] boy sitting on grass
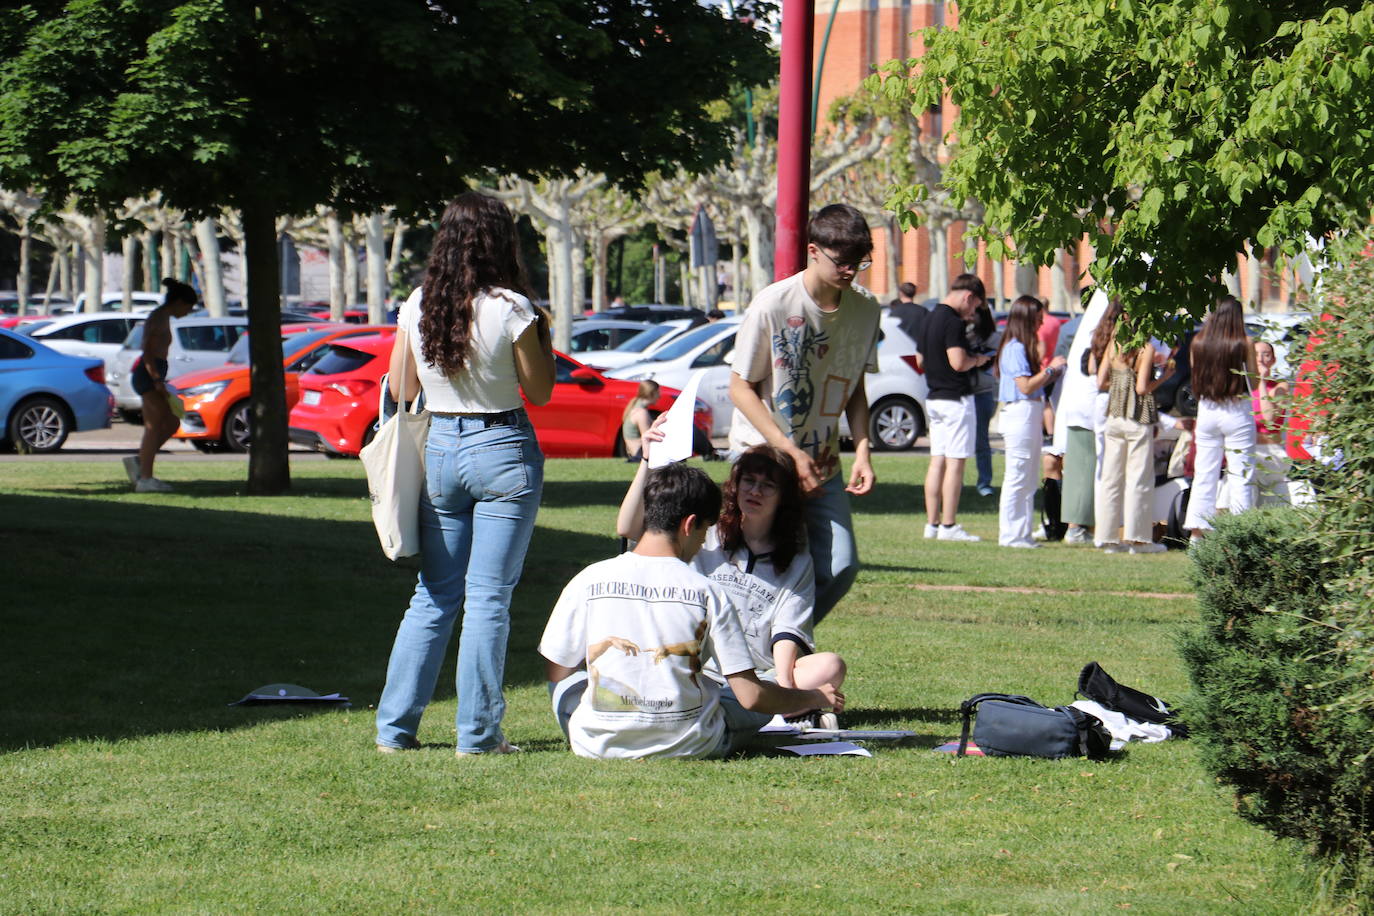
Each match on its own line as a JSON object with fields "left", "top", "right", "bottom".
{"left": 539, "top": 463, "right": 844, "bottom": 759}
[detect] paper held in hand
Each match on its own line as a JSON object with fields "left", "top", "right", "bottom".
{"left": 647, "top": 368, "right": 707, "bottom": 468}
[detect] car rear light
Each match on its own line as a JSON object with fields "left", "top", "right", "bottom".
{"left": 326, "top": 379, "right": 376, "bottom": 398}
{"left": 900, "top": 354, "right": 923, "bottom": 375}
{"left": 85, "top": 365, "right": 105, "bottom": 385}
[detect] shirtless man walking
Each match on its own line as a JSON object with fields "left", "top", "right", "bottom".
{"left": 123, "top": 279, "right": 197, "bottom": 492}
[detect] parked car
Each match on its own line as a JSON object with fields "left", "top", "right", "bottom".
{"left": 573, "top": 318, "right": 698, "bottom": 371}
{"left": 611, "top": 313, "right": 930, "bottom": 449}
{"left": 305, "top": 306, "right": 374, "bottom": 324}
{"left": 0, "top": 297, "right": 72, "bottom": 329}
{"left": 0, "top": 327, "right": 112, "bottom": 452}
{"left": 174, "top": 324, "right": 394, "bottom": 452}
{"left": 107, "top": 316, "right": 249, "bottom": 420}
{"left": 588, "top": 304, "right": 708, "bottom": 325}
{"left": 73, "top": 291, "right": 164, "bottom": 313}
{"left": 567, "top": 319, "right": 655, "bottom": 355}
{"left": 606, "top": 318, "right": 741, "bottom": 437}
{"left": 28, "top": 313, "right": 146, "bottom": 378}
{"left": 289, "top": 334, "right": 710, "bottom": 458}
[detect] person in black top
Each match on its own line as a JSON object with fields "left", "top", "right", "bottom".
{"left": 917, "top": 273, "right": 993, "bottom": 541}
{"left": 887, "top": 281, "right": 928, "bottom": 344}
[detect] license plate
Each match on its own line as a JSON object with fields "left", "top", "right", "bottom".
{"left": 302, "top": 390, "right": 321, "bottom": 406}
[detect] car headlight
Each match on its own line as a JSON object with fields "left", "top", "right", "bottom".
{"left": 180, "top": 380, "right": 229, "bottom": 399}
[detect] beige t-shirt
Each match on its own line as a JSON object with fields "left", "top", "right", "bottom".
{"left": 728, "top": 272, "right": 880, "bottom": 481}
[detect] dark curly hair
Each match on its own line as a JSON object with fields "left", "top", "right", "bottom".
{"left": 717, "top": 446, "right": 806, "bottom": 573}
{"left": 418, "top": 192, "right": 531, "bottom": 374}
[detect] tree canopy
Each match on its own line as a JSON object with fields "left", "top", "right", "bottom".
{"left": 877, "top": 0, "right": 1374, "bottom": 331}
{"left": 0, "top": 0, "right": 775, "bottom": 491}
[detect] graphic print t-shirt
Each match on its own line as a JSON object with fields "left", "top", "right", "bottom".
{"left": 728, "top": 272, "right": 880, "bottom": 482}
{"left": 539, "top": 553, "right": 755, "bottom": 759}
{"left": 692, "top": 527, "right": 815, "bottom": 680}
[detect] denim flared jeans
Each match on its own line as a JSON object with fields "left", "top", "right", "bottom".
{"left": 376, "top": 412, "right": 544, "bottom": 753}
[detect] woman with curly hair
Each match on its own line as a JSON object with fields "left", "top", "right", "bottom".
{"left": 1183, "top": 295, "right": 1258, "bottom": 539}
{"left": 617, "top": 434, "right": 846, "bottom": 727}
{"left": 375, "top": 192, "right": 555, "bottom": 756}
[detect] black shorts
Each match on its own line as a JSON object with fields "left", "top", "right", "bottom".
{"left": 132, "top": 358, "right": 169, "bottom": 396}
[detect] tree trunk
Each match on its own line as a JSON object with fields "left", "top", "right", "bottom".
{"left": 364, "top": 212, "right": 388, "bottom": 324}
{"left": 653, "top": 245, "right": 666, "bottom": 304}
{"left": 344, "top": 229, "right": 360, "bottom": 308}
{"left": 1245, "top": 245, "right": 1261, "bottom": 309}
{"left": 242, "top": 198, "right": 290, "bottom": 495}
{"left": 742, "top": 206, "right": 773, "bottom": 294}
{"left": 121, "top": 235, "right": 137, "bottom": 311}
{"left": 18, "top": 223, "right": 30, "bottom": 315}
{"left": 43, "top": 252, "right": 60, "bottom": 314}
{"left": 928, "top": 222, "right": 949, "bottom": 299}
{"left": 159, "top": 232, "right": 175, "bottom": 286}
{"left": 679, "top": 260, "right": 692, "bottom": 308}
{"left": 591, "top": 234, "right": 610, "bottom": 314}
{"left": 143, "top": 231, "right": 157, "bottom": 290}
{"left": 388, "top": 220, "right": 406, "bottom": 279}
{"left": 731, "top": 238, "right": 743, "bottom": 306}
{"left": 569, "top": 226, "right": 585, "bottom": 317}
{"left": 547, "top": 224, "right": 574, "bottom": 352}
{"left": 1050, "top": 249, "right": 1068, "bottom": 310}
{"left": 327, "top": 213, "right": 346, "bottom": 320}
{"left": 82, "top": 214, "right": 105, "bottom": 314}
{"left": 885, "top": 218, "right": 901, "bottom": 301}
{"left": 1014, "top": 261, "right": 1038, "bottom": 298}
{"left": 195, "top": 218, "right": 227, "bottom": 316}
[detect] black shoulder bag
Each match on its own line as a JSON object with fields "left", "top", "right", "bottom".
{"left": 958, "top": 693, "right": 1112, "bottom": 759}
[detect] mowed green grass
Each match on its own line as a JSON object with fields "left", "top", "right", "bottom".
{"left": 1, "top": 455, "right": 1315, "bottom": 914}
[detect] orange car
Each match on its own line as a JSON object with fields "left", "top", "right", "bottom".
{"left": 174, "top": 323, "right": 395, "bottom": 452}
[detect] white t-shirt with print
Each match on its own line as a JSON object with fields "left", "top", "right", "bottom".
{"left": 728, "top": 272, "right": 880, "bottom": 482}
{"left": 397, "top": 285, "right": 536, "bottom": 413}
{"left": 691, "top": 527, "right": 815, "bottom": 680}
{"left": 539, "top": 552, "right": 756, "bottom": 760}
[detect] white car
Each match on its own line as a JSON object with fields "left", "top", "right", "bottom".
{"left": 567, "top": 319, "right": 655, "bottom": 357}
{"left": 107, "top": 316, "right": 248, "bottom": 417}
{"left": 27, "top": 313, "right": 147, "bottom": 378}
{"left": 575, "top": 318, "right": 700, "bottom": 371}
{"left": 609, "top": 314, "right": 929, "bottom": 449}
{"left": 606, "top": 319, "right": 742, "bottom": 437}
{"left": 70, "top": 291, "right": 165, "bottom": 313}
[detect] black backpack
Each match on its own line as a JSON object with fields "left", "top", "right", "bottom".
{"left": 958, "top": 693, "right": 1112, "bottom": 759}
{"left": 1076, "top": 662, "right": 1189, "bottom": 737}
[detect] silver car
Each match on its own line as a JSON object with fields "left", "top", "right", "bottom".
{"left": 28, "top": 313, "right": 147, "bottom": 379}
{"left": 108, "top": 316, "right": 248, "bottom": 418}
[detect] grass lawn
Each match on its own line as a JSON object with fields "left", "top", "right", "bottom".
{"left": 1, "top": 454, "right": 1317, "bottom": 914}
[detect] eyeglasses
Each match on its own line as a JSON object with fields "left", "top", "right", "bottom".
{"left": 817, "top": 249, "right": 872, "bottom": 273}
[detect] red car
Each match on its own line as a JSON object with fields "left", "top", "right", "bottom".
{"left": 288, "top": 334, "right": 711, "bottom": 457}
{"left": 173, "top": 323, "right": 394, "bottom": 452}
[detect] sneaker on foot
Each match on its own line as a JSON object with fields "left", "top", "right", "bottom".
{"left": 134, "top": 477, "right": 173, "bottom": 493}
{"left": 1099, "top": 542, "right": 1125, "bottom": 554}
{"left": 376, "top": 734, "right": 421, "bottom": 754}
{"left": 976, "top": 485, "right": 995, "bottom": 497}
{"left": 923, "top": 523, "right": 939, "bottom": 539}
{"left": 816, "top": 712, "right": 839, "bottom": 731}
{"left": 937, "top": 523, "right": 981, "bottom": 542}
{"left": 122, "top": 456, "right": 140, "bottom": 486}
{"left": 1001, "top": 538, "right": 1040, "bottom": 549}
{"left": 1065, "top": 526, "right": 1091, "bottom": 545}
{"left": 1129, "top": 541, "right": 1167, "bottom": 554}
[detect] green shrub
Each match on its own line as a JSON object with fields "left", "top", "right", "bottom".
{"left": 1179, "top": 508, "right": 1374, "bottom": 869}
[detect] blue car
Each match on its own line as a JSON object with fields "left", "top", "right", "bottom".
{"left": 1, "top": 327, "right": 113, "bottom": 452}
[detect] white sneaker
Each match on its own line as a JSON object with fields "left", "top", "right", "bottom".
{"left": 937, "top": 524, "right": 981, "bottom": 542}
{"left": 1001, "top": 539, "right": 1039, "bottom": 549}
{"left": 1099, "top": 542, "right": 1125, "bottom": 554}
{"left": 134, "top": 477, "right": 173, "bottom": 493}
{"left": 1129, "top": 541, "right": 1167, "bottom": 554}
{"left": 1065, "top": 526, "right": 1091, "bottom": 545}
{"left": 122, "top": 456, "right": 140, "bottom": 486}
{"left": 923, "top": 524, "right": 939, "bottom": 539}
{"left": 1032, "top": 528, "right": 1049, "bottom": 541}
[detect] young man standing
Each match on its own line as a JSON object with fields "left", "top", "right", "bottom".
{"left": 727, "top": 204, "right": 881, "bottom": 624}
{"left": 540, "top": 464, "right": 843, "bottom": 760}
{"left": 918, "top": 273, "right": 994, "bottom": 541}
{"left": 123, "top": 279, "right": 197, "bottom": 493}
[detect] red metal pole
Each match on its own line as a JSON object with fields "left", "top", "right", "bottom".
{"left": 774, "top": 0, "right": 814, "bottom": 281}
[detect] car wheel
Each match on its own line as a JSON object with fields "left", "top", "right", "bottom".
{"left": 223, "top": 400, "right": 251, "bottom": 453}
{"left": 9, "top": 396, "right": 71, "bottom": 453}
{"left": 117, "top": 408, "right": 143, "bottom": 425}
{"left": 869, "top": 396, "right": 924, "bottom": 451}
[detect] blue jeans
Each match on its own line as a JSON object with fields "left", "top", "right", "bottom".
{"left": 806, "top": 473, "right": 858, "bottom": 625}
{"left": 974, "top": 390, "right": 996, "bottom": 490}
{"left": 376, "top": 412, "right": 544, "bottom": 753}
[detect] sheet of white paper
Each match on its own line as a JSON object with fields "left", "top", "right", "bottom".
{"left": 647, "top": 369, "right": 706, "bottom": 468}
{"left": 792, "top": 729, "right": 918, "bottom": 741}
{"left": 778, "top": 741, "right": 873, "bottom": 757}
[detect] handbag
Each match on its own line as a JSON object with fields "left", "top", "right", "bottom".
{"left": 1076, "top": 662, "right": 1188, "bottom": 736}
{"left": 358, "top": 340, "right": 429, "bottom": 560}
{"left": 957, "top": 693, "right": 1111, "bottom": 759}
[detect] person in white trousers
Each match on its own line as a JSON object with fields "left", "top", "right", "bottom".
{"left": 996, "top": 297, "right": 1068, "bottom": 547}
{"left": 1183, "top": 296, "right": 1258, "bottom": 540}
